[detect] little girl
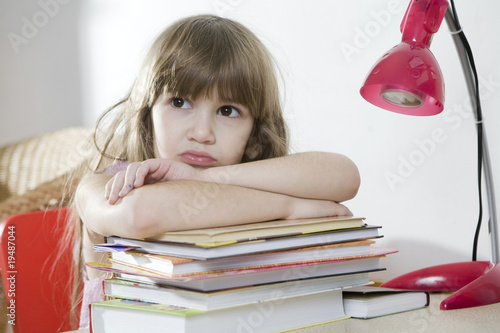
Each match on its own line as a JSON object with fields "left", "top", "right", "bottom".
{"left": 73, "top": 14, "right": 360, "bottom": 329}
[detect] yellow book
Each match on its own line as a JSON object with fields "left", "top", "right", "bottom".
{"left": 98, "top": 224, "right": 381, "bottom": 260}
{"left": 146, "top": 215, "right": 365, "bottom": 247}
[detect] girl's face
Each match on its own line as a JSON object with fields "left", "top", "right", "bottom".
{"left": 151, "top": 92, "right": 254, "bottom": 168}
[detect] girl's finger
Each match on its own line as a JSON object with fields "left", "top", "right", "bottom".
{"left": 107, "top": 171, "right": 127, "bottom": 204}
{"left": 135, "top": 159, "right": 165, "bottom": 186}
{"left": 104, "top": 179, "right": 113, "bottom": 200}
{"left": 134, "top": 160, "right": 156, "bottom": 187}
{"left": 119, "top": 163, "right": 142, "bottom": 197}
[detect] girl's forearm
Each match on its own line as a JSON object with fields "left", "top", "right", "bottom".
{"left": 121, "top": 180, "right": 295, "bottom": 237}
{"left": 77, "top": 175, "right": 349, "bottom": 239}
{"left": 201, "top": 152, "right": 360, "bottom": 202}
{"left": 78, "top": 175, "right": 292, "bottom": 238}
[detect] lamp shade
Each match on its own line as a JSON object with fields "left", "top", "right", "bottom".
{"left": 360, "top": 0, "right": 448, "bottom": 116}
{"left": 360, "top": 41, "right": 444, "bottom": 116}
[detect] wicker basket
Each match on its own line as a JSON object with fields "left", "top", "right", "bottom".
{"left": 0, "top": 127, "right": 94, "bottom": 221}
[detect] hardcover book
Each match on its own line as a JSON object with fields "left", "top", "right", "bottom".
{"left": 96, "top": 225, "right": 381, "bottom": 260}
{"left": 103, "top": 272, "right": 371, "bottom": 311}
{"left": 343, "top": 286, "right": 430, "bottom": 319}
{"left": 90, "top": 289, "right": 347, "bottom": 333}
{"left": 86, "top": 247, "right": 395, "bottom": 291}
{"left": 108, "top": 240, "right": 374, "bottom": 276}
{"left": 144, "top": 215, "right": 365, "bottom": 246}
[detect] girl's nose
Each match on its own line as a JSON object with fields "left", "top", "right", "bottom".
{"left": 187, "top": 113, "right": 215, "bottom": 144}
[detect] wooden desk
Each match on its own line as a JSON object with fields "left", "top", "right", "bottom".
{"left": 65, "top": 294, "right": 500, "bottom": 333}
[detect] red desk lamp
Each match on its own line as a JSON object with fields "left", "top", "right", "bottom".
{"left": 360, "top": 0, "right": 500, "bottom": 310}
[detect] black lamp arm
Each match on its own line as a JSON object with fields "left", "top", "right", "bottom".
{"left": 444, "top": 5, "right": 499, "bottom": 263}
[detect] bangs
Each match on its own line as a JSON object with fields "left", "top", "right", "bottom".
{"left": 152, "top": 16, "right": 271, "bottom": 119}
{"left": 165, "top": 56, "right": 260, "bottom": 113}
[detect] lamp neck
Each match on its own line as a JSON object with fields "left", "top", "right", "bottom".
{"left": 401, "top": 0, "right": 448, "bottom": 46}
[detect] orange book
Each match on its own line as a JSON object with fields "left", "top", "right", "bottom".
{"left": 86, "top": 247, "right": 396, "bottom": 291}
{"left": 108, "top": 240, "right": 374, "bottom": 276}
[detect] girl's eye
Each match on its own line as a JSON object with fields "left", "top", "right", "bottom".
{"left": 171, "top": 98, "right": 192, "bottom": 109}
{"left": 218, "top": 105, "right": 240, "bottom": 118}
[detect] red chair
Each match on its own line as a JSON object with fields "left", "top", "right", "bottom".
{"left": 0, "top": 208, "right": 81, "bottom": 333}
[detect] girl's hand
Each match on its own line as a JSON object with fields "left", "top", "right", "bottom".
{"left": 105, "top": 158, "right": 200, "bottom": 204}
{"left": 286, "top": 198, "right": 353, "bottom": 220}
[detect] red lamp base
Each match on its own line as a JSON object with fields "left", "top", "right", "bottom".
{"left": 380, "top": 261, "right": 500, "bottom": 310}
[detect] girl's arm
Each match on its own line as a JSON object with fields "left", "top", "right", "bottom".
{"left": 107, "top": 152, "right": 360, "bottom": 205}
{"left": 76, "top": 173, "right": 352, "bottom": 239}
{"left": 203, "top": 152, "right": 360, "bottom": 202}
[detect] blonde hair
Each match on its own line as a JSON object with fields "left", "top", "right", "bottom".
{"left": 94, "top": 14, "right": 288, "bottom": 168}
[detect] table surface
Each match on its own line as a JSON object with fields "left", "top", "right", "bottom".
{"left": 65, "top": 293, "right": 500, "bottom": 333}
{"left": 297, "top": 293, "right": 500, "bottom": 333}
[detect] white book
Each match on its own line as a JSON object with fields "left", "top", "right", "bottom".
{"left": 104, "top": 272, "right": 371, "bottom": 311}
{"left": 91, "top": 289, "right": 347, "bottom": 333}
{"left": 99, "top": 225, "right": 381, "bottom": 260}
{"left": 343, "top": 286, "right": 430, "bottom": 319}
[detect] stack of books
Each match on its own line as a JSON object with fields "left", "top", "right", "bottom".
{"left": 87, "top": 216, "right": 396, "bottom": 332}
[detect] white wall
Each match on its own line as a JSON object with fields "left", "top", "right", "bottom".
{"left": 1, "top": 0, "right": 499, "bottom": 281}
{"left": 0, "top": 0, "right": 83, "bottom": 143}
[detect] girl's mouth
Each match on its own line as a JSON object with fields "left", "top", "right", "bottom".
{"left": 180, "top": 150, "right": 216, "bottom": 166}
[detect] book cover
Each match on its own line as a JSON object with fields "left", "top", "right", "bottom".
{"left": 108, "top": 240, "right": 374, "bottom": 275}
{"left": 343, "top": 286, "right": 430, "bottom": 319}
{"left": 144, "top": 215, "right": 365, "bottom": 246}
{"left": 103, "top": 272, "right": 372, "bottom": 311}
{"left": 86, "top": 247, "right": 395, "bottom": 291}
{"left": 106, "top": 247, "right": 393, "bottom": 278}
{"left": 96, "top": 225, "right": 382, "bottom": 259}
{"left": 90, "top": 289, "right": 347, "bottom": 333}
